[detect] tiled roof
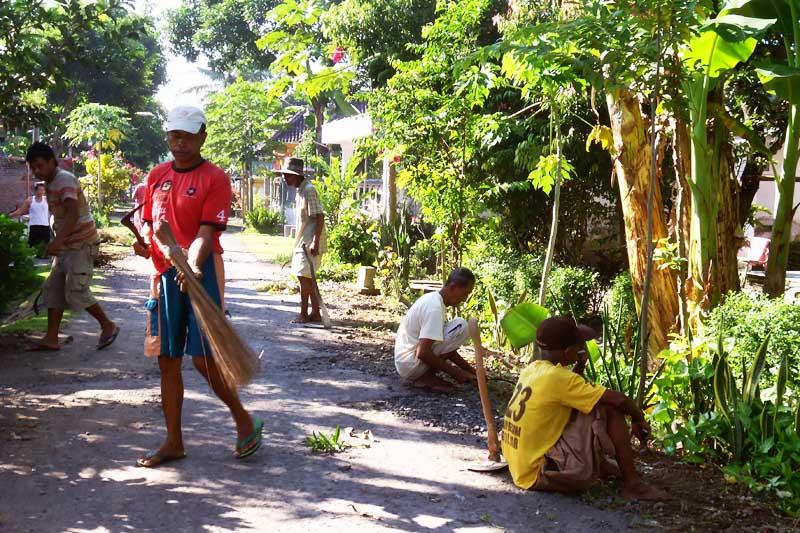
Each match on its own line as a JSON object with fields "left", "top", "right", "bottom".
{"left": 270, "top": 100, "right": 369, "bottom": 145}
{"left": 271, "top": 111, "right": 307, "bottom": 143}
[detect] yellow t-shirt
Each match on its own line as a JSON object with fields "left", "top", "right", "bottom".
{"left": 501, "top": 360, "right": 606, "bottom": 489}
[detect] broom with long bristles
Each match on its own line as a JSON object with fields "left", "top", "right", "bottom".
{"left": 154, "top": 221, "right": 260, "bottom": 388}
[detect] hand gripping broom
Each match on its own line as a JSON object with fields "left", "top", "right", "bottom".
{"left": 154, "top": 221, "right": 260, "bottom": 388}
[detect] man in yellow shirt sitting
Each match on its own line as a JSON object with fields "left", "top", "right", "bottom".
{"left": 502, "top": 316, "right": 668, "bottom": 501}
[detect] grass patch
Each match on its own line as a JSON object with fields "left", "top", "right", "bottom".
{"left": 237, "top": 232, "right": 295, "bottom": 265}
{"left": 0, "top": 310, "right": 73, "bottom": 334}
{"left": 97, "top": 220, "right": 134, "bottom": 246}
{"left": 255, "top": 280, "right": 298, "bottom": 294}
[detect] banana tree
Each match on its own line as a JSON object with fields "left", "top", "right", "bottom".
{"left": 678, "top": 8, "right": 775, "bottom": 321}
{"left": 721, "top": 0, "right": 800, "bottom": 296}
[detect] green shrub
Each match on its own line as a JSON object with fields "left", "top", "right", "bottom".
{"left": 466, "top": 242, "right": 543, "bottom": 308}
{"left": 328, "top": 211, "right": 378, "bottom": 265}
{"left": 707, "top": 291, "right": 800, "bottom": 390}
{"left": 604, "top": 271, "right": 636, "bottom": 330}
{"left": 245, "top": 203, "right": 284, "bottom": 234}
{"left": 547, "top": 265, "right": 600, "bottom": 321}
{"left": 409, "top": 238, "right": 438, "bottom": 279}
{"left": 649, "top": 333, "right": 800, "bottom": 514}
{"left": 317, "top": 259, "right": 359, "bottom": 282}
{"left": 0, "top": 215, "right": 40, "bottom": 313}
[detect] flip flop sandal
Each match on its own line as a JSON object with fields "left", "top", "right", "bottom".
{"left": 97, "top": 325, "right": 120, "bottom": 350}
{"left": 235, "top": 416, "right": 264, "bottom": 459}
{"left": 136, "top": 450, "right": 186, "bottom": 468}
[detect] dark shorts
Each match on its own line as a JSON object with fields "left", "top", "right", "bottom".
{"left": 158, "top": 255, "right": 223, "bottom": 358}
{"left": 28, "top": 225, "right": 51, "bottom": 247}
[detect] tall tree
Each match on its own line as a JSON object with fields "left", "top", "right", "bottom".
{"left": 64, "top": 103, "right": 130, "bottom": 210}
{"left": 257, "top": 0, "right": 356, "bottom": 152}
{"left": 165, "top": 0, "right": 279, "bottom": 81}
{"left": 323, "top": 0, "right": 437, "bottom": 87}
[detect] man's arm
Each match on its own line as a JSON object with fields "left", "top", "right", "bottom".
{"left": 309, "top": 213, "right": 324, "bottom": 255}
{"left": 133, "top": 221, "right": 152, "bottom": 258}
{"left": 46, "top": 198, "right": 79, "bottom": 255}
{"left": 598, "top": 389, "right": 650, "bottom": 443}
{"left": 416, "top": 338, "right": 475, "bottom": 383}
{"left": 8, "top": 198, "right": 31, "bottom": 218}
{"left": 176, "top": 224, "right": 215, "bottom": 291}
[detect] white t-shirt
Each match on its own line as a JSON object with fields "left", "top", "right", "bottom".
{"left": 394, "top": 291, "right": 446, "bottom": 374}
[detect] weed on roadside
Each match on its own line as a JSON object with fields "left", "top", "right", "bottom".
{"left": 306, "top": 426, "right": 350, "bottom": 453}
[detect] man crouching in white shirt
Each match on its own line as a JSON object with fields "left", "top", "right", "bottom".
{"left": 394, "top": 268, "right": 478, "bottom": 393}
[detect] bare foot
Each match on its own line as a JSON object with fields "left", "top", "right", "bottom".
{"left": 621, "top": 481, "right": 671, "bottom": 501}
{"left": 307, "top": 313, "right": 322, "bottom": 323}
{"left": 412, "top": 374, "right": 453, "bottom": 393}
{"left": 291, "top": 314, "right": 310, "bottom": 324}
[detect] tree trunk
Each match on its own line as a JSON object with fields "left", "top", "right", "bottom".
{"left": 671, "top": 116, "right": 692, "bottom": 336}
{"left": 96, "top": 145, "right": 103, "bottom": 211}
{"left": 606, "top": 88, "right": 679, "bottom": 356}
{"left": 765, "top": 105, "right": 800, "bottom": 296}
{"left": 713, "top": 128, "right": 741, "bottom": 297}
{"left": 538, "top": 128, "right": 563, "bottom": 307}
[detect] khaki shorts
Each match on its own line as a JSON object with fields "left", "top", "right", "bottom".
{"left": 42, "top": 243, "right": 99, "bottom": 311}
{"left": 291, "top": 247, "right": 322, "bottom": 278}
{"left": 532, "top": 406, "right": 621, "bottom": 492}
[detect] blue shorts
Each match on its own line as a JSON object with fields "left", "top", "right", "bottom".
{"left": 158, "top": 255, "right": 222, "bottom": 358}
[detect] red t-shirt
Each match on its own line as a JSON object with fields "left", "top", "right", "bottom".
{"left": 143, "top": 160, "right": 231, "bottom": 274}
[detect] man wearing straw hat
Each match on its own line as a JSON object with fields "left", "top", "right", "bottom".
{"left": 133, "top": 105, "right": 262, "bottom": 467}
{"left": 279, "top": 156, "right": 327, "bottom": 324}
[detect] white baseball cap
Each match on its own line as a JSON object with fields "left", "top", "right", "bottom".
{"left": 165, "top": 105, "right": 206, "bottom": 134}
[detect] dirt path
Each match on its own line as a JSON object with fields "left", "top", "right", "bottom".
{"left": 0, "top": 235, "right": 635, "bottom": 532}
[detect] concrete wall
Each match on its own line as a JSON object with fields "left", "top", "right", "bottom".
{"left": 0, "top": 157, "right": 29, "bottom": 214}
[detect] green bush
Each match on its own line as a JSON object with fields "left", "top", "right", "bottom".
{"left": 0, "top": 215, "right": 40, "bottom": 313}
{"left": 328, "top": 211, "right": 378, "bottom": 265}
{"left": 707, "top": 291, "right": 800, "bottom": 390}
{"left": 604, "top": 271, "right": 636, "bottom": 330}
{"left": 649, "top": 334, "right": 800, "bottom": 514}
{"left": 409, "top": 238, "right": 438, "bottom": 279}
{"left": 466, "top": 242, "right": 543, "bottom": 308}
{"left": 245, "top": 203, "right": 284, "bottom": 235}
{"left": 547, "top": 265, "right": 600, "bottom": 321}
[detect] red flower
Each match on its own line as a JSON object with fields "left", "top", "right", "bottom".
{"left": 332, "top": 46, "right": 345, "bottom": 64}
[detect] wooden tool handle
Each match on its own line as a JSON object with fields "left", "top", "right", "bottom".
{"left": 120, "top": 203, "right": 146, "bottom": 248}
{"left": 469, "top": 318, "right": 501, "bottom": 462}
{"left": 154, "top": 222, "right": 195, "bottom": 276}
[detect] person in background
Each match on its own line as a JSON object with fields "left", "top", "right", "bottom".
{"left": 24, "top": 142, "right": 119, "bottom": 352}
{"left": 280, "top": 157, "right": 327, "bottom": 324}
{"left": 8, "top": 181, "right": 51, "bottom": 254}
{"left": 394, "top": 267, "right": 478, "bottom": 393}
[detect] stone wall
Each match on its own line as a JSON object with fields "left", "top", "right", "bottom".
{"left": 0, "top": 157, "right": 29, "bottom": 214}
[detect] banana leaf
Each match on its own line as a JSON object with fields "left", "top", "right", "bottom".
{"left": 500, "top": 302, "right": 550, "bottom": 349}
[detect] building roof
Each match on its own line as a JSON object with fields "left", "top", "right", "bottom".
{"left": 270, "top": 101, "right": 368, "bottom": 145}
{"left": 271, "top": 111, "right": 307, "bottom": 144}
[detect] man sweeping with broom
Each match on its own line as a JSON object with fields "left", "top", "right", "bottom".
{"left": 134, "top": 105, "right": 262, "bottom": 467}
